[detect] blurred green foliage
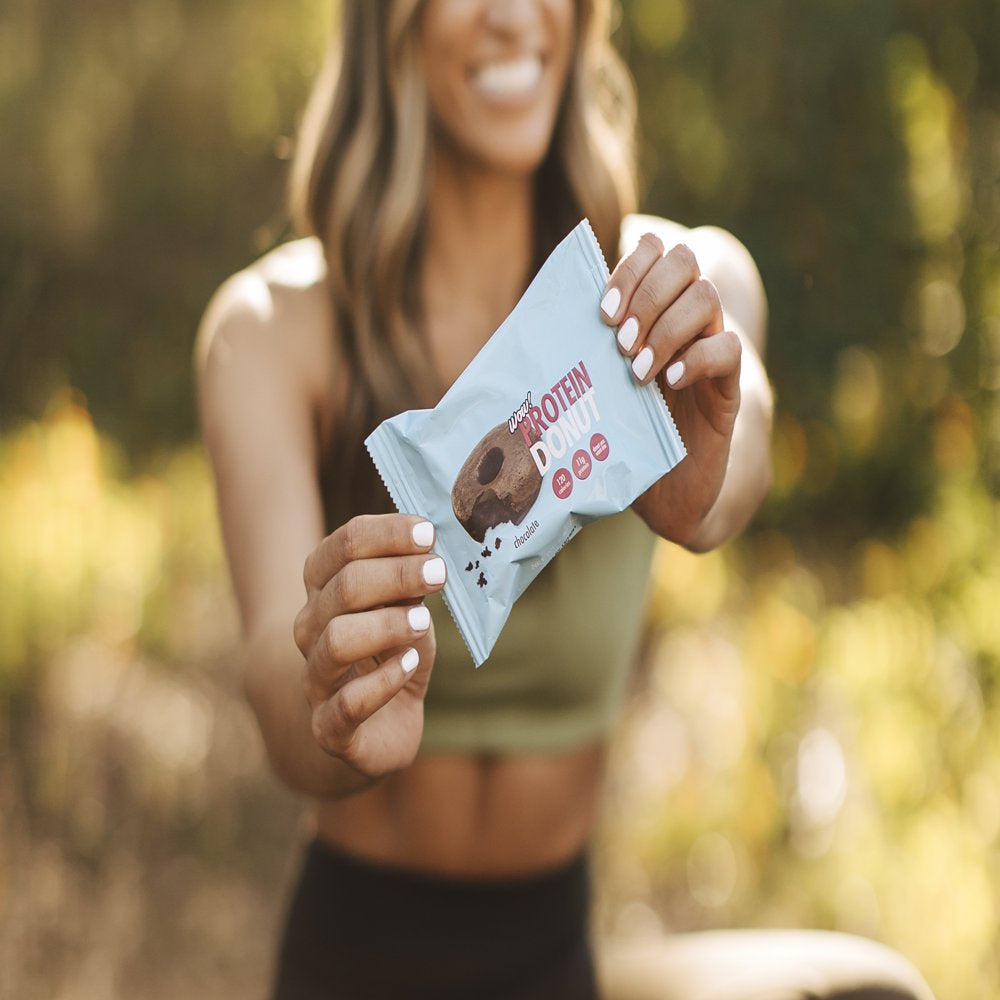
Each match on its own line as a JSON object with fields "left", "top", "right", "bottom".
{"left": 1, "top": 0, "right": 330, "bottom": 452}
{"left": 620, "top": 0, "right": 1000, "bottom": 543}
{"left": 2, "top": 1, "right": 1000, "bottom": 998}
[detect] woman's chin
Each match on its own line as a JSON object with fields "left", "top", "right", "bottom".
{"left": 441, "top": 130, "right": 556, "bottom": 180}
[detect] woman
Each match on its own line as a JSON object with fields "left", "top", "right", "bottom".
{"left": 196, "top": 2, "right": 934, "bottom": 998}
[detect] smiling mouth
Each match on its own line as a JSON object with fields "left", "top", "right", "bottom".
{"left": 472, "top": 55, "right": 544, "bottom": 100}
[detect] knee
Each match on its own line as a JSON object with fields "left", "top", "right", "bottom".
{"left": 596, "top": 930, "right": 936, "bottom": 1000}
{"left": 779, "top": 931, "right": 936, "bottom": 1000}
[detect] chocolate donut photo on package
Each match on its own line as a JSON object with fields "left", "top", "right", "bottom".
{"left": 365, "top": 220, "right": 686, "bottom": 666}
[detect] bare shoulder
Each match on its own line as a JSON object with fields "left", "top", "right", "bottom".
{"left": 621, "top": 213, "right": 759, "bottom": 281}
{"left": 194, "top": 239, "right": 340, "bottom": 632}
{"left": 195, "top": 237, "right": 336, "bottom": 395}
{"left": 619, "top": 212, "right": 690, "bottom": 256}
{"left": 621, "top": 213, "right": 767, "bottom": 355}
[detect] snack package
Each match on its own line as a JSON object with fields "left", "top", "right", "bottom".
{"left": 365, "top": 220, "right": 686, "bottom": 666}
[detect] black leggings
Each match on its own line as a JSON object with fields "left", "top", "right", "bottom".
{"left": 271, "top": 839, "right": 598, "bottom": 1000}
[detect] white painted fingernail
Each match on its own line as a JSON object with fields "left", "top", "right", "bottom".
{"left": 412, "top": 521, "right": 434, "bottom": 548}
{"left": 408, "top": 605, "right": 430, "bottom": 632}
{"left": 666, "top": 360, "right": 685, "bottom": 386}
{"left": 401, "top": 648, "right": 419, "bottom": 674}
{"left": 617, "top": 316, "right": 639, "bottom": 352}
{"left": 422, "top": 557, "right": 446, "bottom": 586}
{"left": 632, "top": 346, "right": 654, "bottom": 381}
{"left": 600, "top": 286, "right": 620, "bottom": 318}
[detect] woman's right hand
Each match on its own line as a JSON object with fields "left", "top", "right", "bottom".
{"left": 292, "top": 513, "right": 445, "bottom": 779}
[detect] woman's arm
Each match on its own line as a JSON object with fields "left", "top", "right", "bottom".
{"left": 195, "top": 259, "right": 441, "bottom": 800}
{"left": 603, "top": 218, "right": 773, "bottom": 552}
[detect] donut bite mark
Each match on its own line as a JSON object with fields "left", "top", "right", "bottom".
{"left": 451, "top": 422, "right": 542, "bottom": 543}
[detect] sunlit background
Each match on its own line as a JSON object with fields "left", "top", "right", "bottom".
{"left": 3, "top": 1, "right": 999, "bottom": 998}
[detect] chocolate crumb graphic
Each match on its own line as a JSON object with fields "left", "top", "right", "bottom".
{"left": 477, "top": 573, "right": 487, "bottom": 588}
{"left": 475, "top": 560, "right": 480, "bottom": 569}
{"left": 481, "top": 547, "right": 491, "bottom": 559}
{"left": 495, "top": 538, "right": 502, "bottom": 550}
{"left": 465, "top": 561, "right": 474, "bottom": 572}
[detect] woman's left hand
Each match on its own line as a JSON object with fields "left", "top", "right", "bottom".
{"left": 600, "top": 232, "right": 744, "bottom": 549}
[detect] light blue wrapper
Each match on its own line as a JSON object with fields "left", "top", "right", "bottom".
{"left": 365, "top": 220, "right": 686, "bottom": 666}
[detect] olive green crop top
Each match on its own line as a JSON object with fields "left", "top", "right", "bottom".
{"left": 420, "top": 510, "right": 656, "bottom": 755}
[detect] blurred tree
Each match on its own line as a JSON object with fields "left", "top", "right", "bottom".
{"left": 0, "top": 0, "right": 330, "bottom": 454}
{"left": 619, "top": 0, "right": 1000, "bottom": 546}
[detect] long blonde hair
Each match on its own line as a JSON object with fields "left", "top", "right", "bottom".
{"left": 290, "top": 0, "right": 637, "bottom": 523}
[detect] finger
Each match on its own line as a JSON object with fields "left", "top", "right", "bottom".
{"left": 661, "top": 330, "right": 743, "bottom": 398}
{"left": 616, "top": 245, "right": 705, "bottom": 358}
{"left": 599, "top": 231, "right": 669, "bottom": 326}
{"left": 304, "top": 513, "right": 435, "bottom": 590}
{"left": 322, "top": 553, "right": 447, "bottom": 617}
{"left": 630, "top": 279, "right": 724, "bottom": 385}
{"left": 311, "top": 647, "right": 420, "bottom": 756}
{"left": 310, "top": 604, "right": 431, "bottom": 687}
{"left": 296, "top": 551, "right": 443, "bottom": 658}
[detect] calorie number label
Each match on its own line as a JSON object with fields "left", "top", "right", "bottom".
{"left": 552, "top": 468, "right": 573, "bottom": 499}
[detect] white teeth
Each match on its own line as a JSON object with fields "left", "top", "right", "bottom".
{"left": 474, "top": 56, "right": 543, "bottom": 98}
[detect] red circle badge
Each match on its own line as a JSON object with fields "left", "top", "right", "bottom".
{"left": 552, "top": 467, "right": 573, "bottom": 500}
{"left": 590, "top": 433, "right": 610, "bottom": 462}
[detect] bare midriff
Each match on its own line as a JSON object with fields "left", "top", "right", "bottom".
{"left": 313, "top": 742, "right": 605, "bottom": 878}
